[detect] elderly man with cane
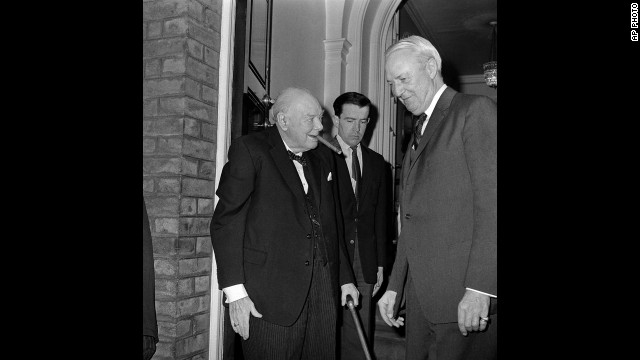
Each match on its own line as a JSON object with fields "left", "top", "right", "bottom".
{"left": 211, "top": 87, "right": 359, "bottom": 360}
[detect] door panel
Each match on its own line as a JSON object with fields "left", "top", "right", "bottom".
{"left": 231, "top": 0, "right": 274, "bottom": 140}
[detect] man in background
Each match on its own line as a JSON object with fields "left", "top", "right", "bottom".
{"left": 326, "top": 92, "right": 389, "bottom": 359}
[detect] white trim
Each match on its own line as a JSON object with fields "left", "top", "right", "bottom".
{"left": 323, "top": 38, "right": 351, "bottom": 121}
{"left": 365, "top": 0, "right": 402, "bottom": 162}
{"left": 325, "top": 0, "right": 346, "bottom": 39}
{"left": 345, "top": 0, "right": 369, "bottom": 92}
{"left": 209, "top": 0, "right": 235, "bottom": 358}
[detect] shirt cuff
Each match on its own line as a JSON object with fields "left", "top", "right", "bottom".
{"left": 223, "top": 284, "right": 248, "bottom": 303}
{"left": 466, "top": 287, "right": 497, "bottom": 298}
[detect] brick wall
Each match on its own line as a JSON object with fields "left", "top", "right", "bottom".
{"left": 143, "top": 1, "right": 222, "bottom": 359}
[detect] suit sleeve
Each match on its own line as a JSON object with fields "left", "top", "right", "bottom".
{"left": 462, "top": 97, "right": 497, "bottom": 296}
{"left": 387, "top": 199, "right": 408, "bottom": 317}
{"left": 387, "top": 162, "right": 408, "bottom": 295}
{"left": 375, "top": 158, "right": 389, "bottom": 268}
{"left": 387, "top": 216, "right": 408, "bottom": 295}
{"left": 210, "top": 139, "right": 256, "bottom": 289}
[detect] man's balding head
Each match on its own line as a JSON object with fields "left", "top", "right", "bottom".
{"left": 272, "top": 87, "right": 324, "bottom": 153}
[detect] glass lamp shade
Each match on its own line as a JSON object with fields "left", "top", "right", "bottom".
{"left": 483, "top": 61, "right": 497, "bottom": 88}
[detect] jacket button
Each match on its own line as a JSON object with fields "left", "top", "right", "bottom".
{"left": 349, "top": 240, "right": 355, "bottom": 244}
{"left": 405, "top": 213, "right": 411, "bottom": 219}
{"left": 305, "top": 260, "right": 310, "bottom": 266}
{"left": 306, "top": 234, "right": 311, "bottom": 239}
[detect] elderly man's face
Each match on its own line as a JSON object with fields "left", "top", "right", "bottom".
{"left": 282, "top": 93, "right": 324, "bottom": 153}
{"left": 385, "top": 48, "right": 435, "bottom": 116}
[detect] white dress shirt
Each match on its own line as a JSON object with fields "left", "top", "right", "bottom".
{"left": 412, "top": 84, "right": 447, "bottom": 150}
{"left": 335, "top": 135, "right": 362, "bottom": 194}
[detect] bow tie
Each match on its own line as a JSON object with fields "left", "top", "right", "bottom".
{"left": 287, "top": 150, "right": 308, "bottom": 166}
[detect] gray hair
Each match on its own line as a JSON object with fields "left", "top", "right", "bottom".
{"left": 385, "top": 35, "right": 442, "bottom": 72}
{"left": 269, "top": 87, "right": 315, "bottom": 124}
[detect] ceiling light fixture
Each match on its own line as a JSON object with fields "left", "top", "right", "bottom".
{"left": 483, "top": 21, "right": 497, "bottom": 88}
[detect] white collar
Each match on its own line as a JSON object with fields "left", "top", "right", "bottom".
{"left": 282, "top": 139, "right": 302, "bottom": 156}
{"left": 335, "top": 134, "right": 358, "bottom": 154}
{"left": 423, "top": 84, "right": 448, "bottom": 119}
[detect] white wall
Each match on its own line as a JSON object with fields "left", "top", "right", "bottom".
{"left": 270, "top": 0, "right": 326, "bottom": 108}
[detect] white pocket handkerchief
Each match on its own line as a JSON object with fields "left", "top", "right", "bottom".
{"left": 327, "top": 172, "right": 332, "bottom": 181}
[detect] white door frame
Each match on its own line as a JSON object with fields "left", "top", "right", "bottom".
{"left": 208, "top": 0, "right": 235, "bottom": 359}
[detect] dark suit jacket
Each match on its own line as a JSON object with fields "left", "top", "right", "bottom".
{"left": 211, "top": 126, "right": 354, "bottom": 327}
{"left": 388, "top": 87, "right": 497, "bottom": 324}
{"left": 326, "top": 138, "right": 388, "bottom": 285}
{"left": 143, "top": 197, "right": 158, "bottom": 342}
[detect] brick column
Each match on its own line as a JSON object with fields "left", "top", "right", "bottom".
{"left": 143, "top": 1, "right": 222, "bottom": 359}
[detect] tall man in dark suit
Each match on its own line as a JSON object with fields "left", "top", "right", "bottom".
{"left": 143, "top": 197, "right": 158, "bottom": 360}
{"left": 211, "top": 87, "right": 359, "bottom": 359}
{"left": 377, "top": 36, "right": 497, "bottom": 360}
{"left": 326, "top": 92, "right": 388, "bottom": 359}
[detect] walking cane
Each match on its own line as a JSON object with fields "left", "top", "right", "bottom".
{"left": 346, "top": 294, "right": 373, "bottom": 360}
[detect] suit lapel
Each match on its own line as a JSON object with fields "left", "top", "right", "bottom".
{"left": 267, "top": 128, "right": 307, "bottom": 207}
{"left": 306, "top": 150, "right": 322, "bottom": 210}
{"left": 332, "top": 136, "right": 357, "bottom": 205}
{"left": 408, "top": 87, "right": 457, "bottom": 175}
{"left": 360, "top": 145, "right": 374, "bottom": 200}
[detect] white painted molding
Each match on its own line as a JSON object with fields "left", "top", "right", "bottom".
{"left": 366, "top": 0, "right": 402, "bottom": 162}
{"left": 209, "top": 0, "right": 235, "bottom": 359}
{"left": 323, "top": 38, "right": 352, "bottom": 118}
{"left": 326, "top": 0, "right": 346, "bottom": 39}
{"left": 323, "top": 38, "right": 351, "bottom": 63}
{"left": 345, "top": 0, "right": 369, "bottom": 92}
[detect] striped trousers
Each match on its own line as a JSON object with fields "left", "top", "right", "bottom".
{"left": 241, "top": 259, "right": 338, "bottom": 360}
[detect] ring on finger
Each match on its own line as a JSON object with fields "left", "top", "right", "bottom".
{"left": 479, "top": 316, "right": 489, "bottom": 322}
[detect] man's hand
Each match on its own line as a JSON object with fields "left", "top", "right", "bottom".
{"left": 372, "top": 266, "right": 384, "bottom": 296}
{"left": 377, "top": 290, "right": 404, "bottom": 327}
{"left": 457, "top": 289, "right": 490, "bottom": 336}
{"left": 229, "top": 296, "right": 263, "bottom": 340}
{"left": 341, "top": 283, "right": 359, "bottom": 307}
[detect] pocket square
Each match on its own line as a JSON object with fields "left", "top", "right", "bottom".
{"left": 327, "top": 172, "right": 332, "bottom": 181}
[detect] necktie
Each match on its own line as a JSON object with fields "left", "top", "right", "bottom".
{"left": 351, "top": 146, "right": 361, "bottom": 206}
{"left": 287, "top": 150, "right": 307, "bottom": 166}
{"left": 413, "top": 113, "right": 427, "bottom": 149}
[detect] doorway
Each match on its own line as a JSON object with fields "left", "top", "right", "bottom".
{"left": 210, "top": 0, "right": 406, "bottom": 358}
